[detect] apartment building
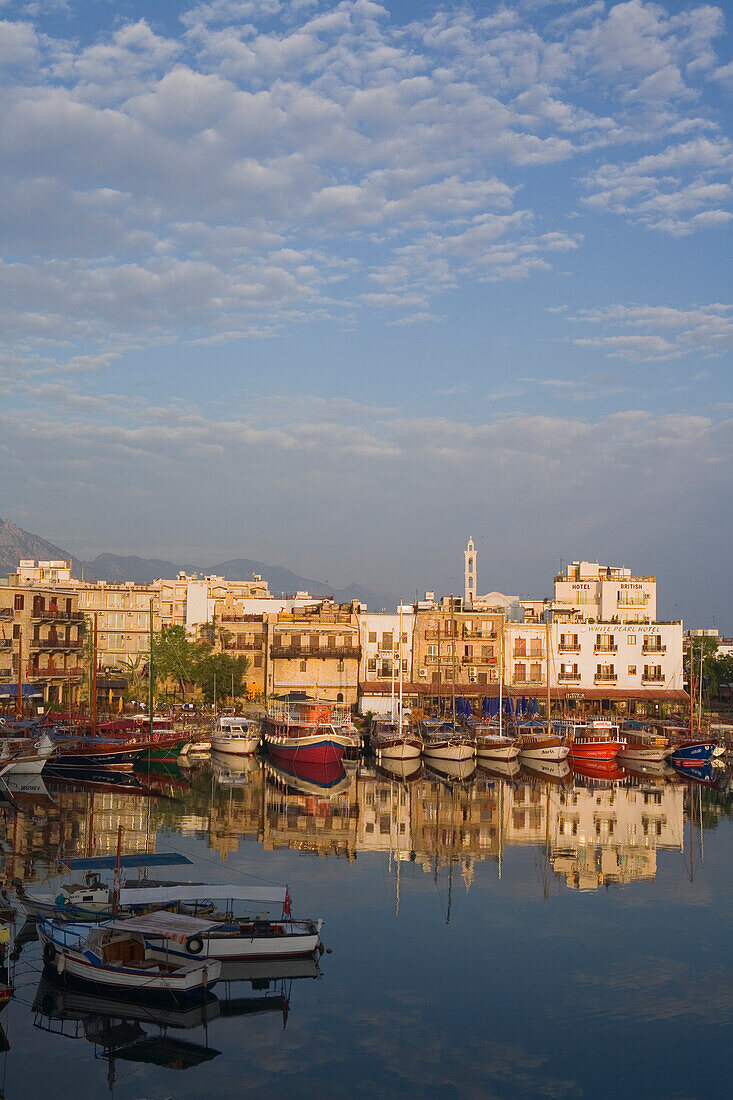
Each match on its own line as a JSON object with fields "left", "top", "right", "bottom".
{"left": 266, "top": 601, "right": 361, "bottom": 705}
{"left": 553, "top": 561, "right": 657, "bottom": 623}
{"left": 0, "top": 585, "right": 85, "bottom": 707}
{"left": 358, "top": 607, "right": 415, "bottom": 716}
{"left": 412, "top": 598, "right": 505, "bottom": 707}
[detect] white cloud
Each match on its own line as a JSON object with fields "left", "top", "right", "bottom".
{"left": 570, "top": 303, "right": 733, "bottom": 360}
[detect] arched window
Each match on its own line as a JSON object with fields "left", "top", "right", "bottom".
{"left": 337, "top": 692, "right": 344, "bottom": 702}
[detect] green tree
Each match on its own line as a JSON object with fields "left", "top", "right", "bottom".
{"left": 194, "top": 652, "right": 250, "bottom": 705}
{"left": 151, "top": 625, "right": 203, "bottom": 699}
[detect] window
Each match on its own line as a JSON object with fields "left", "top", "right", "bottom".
{"left": 380, "top": 660, "right": 392, "bottom": 677}
{"left": 14, "top": 594, "right": 24, "bottom": 611}
{"left": 401, "top": 633, "right": 408, "bottom": 643}
{"left": 402, "top": 659, "right": 408, "bottom": 673}
{"left": 427, "top": 644, "right": 438, "bottom": 658}
{"left": 529, "top": 662, "right": 542, "bottom": 683}
{"left": 254, "top": 655, "right": 262, "bottom": 668}
{"left": 464, "top": 644, "right": 473, "bottom": 658}
{"left": 299, "top": 659, "right": 307, "bottom": 672}
{"left": 328, "top": 634, "right": 336, "bottom": 648}
{"left": 368, "top": 631, "right": 377, "bottom": 643}
{"left": 367, "top": 657, "right": 377, "bottom": 673}
{"left": 514, "top": 638, "right": 526, "bottom": 657}
{"left": 337, "top": 659, "right": 344, "bottom": 671}
{"left": 530, "top": 639, "right": 542, "bottom": 658}
{"left": 514, "top": 662, "right": 526, "bottom": 682}
{"left": 337, "top": 692, "right": 344, "bottom": 702}
{"left": 628, "top": 635, "right": 636, "bottom": 646}
{"left": 482, "top": 645, "right": 493, "bottom": 658}
{"left": 628, "top": 665, "right": 636, "bottom": 675}
{"left": 382, "top": 632, "right": 393, "bottom": 649}
{"left": 478, "top": 672, "right": 487, "bottom": 684}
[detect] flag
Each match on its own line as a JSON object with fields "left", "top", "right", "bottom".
{"left": 284, "top": 887, "right": 291, "bottom": 917}
{"left": 118, "top": 696, "right": 123, "bottom": 713}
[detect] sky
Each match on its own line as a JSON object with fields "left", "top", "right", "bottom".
{"left": 0, "top": 0, "right": 731, "bottom": 628}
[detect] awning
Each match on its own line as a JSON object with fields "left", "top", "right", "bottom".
{"left": 556, "top": 688, "right": 689, "bottom": 702}
{"left": 110, "top": 911, "right": 220, "bottom": 939}
{"left": 0, "top": 683, "right": 43, "bottom": 698}
{"left": 118, "top": 883, "right": 288, "bottom": 908}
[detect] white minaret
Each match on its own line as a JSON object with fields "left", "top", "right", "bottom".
{"left": 464, "top": 537, "right": 476, "bottom": 604}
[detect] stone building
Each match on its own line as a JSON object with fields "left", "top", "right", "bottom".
{"left": 266, "top": 600, "right": 361, "bottom": 705}
{"left": 411, "top": 596, "right": 505, "bottom": 710}
{"left": 0, "top": 585, "right": 85, "bottom": 708}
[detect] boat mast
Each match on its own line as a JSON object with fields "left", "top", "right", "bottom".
{"left": 689, "top": 639, "right": 694, "bottom": 738}
{"left": 16, "top": 625, "right": 22, "bottom": 720}
{"left": 391, "top": 615, "right": 396, "bottom": 723}
{"left": 545, "top": 616, "right": 551, "bottom": 733}
{"left": 398, "top": 602, "right": 403, "bottom": 730}
{"left": 450, "top": 595, "right": 456, "bottom": 725}
{"left": 437, "top": 616, "right": 441, "bottom": 717}
{"left": 498, "top": 624, "right": 503, "bottom": 736}
{"left": 91, "top": 612, "right": 98, "bottom": 736}
{"left": 149, "top": 598, "right": 154, "bottom": 742}
{"left": 698, "top": 642, "right": 704, "bottom": 730}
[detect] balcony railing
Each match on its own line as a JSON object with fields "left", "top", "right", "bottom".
{"left": 594, "top": 673, "right": 618, "bottom": 683}
{"left": 30, "top": 638, "right": 83, "bottom": 651}
{"left": 594, "top": 645, "right": 618, "bottom": 654}
{"left": 31, "top": 610, "right": 85, "bottom": 622}
{"left": 558, "top": 644, "right": 581, "bottom": 653}
{"left": 0, "top": 609, "right": 12, "bottom": 620}
{"left": 223, "top": 640, "right": 266, "bottom": 651}
{"left": 641, "top": 674, "right": 665, "bottom": 684}
{"left": 642, "top": 644, "right": 666, "bottom": 654}
{"left": 270, "top": 646, "right": 360, "bottom": 660}
{"left": 558, "top": 672, "right": 581, "bottom": 681}
{"left": 0, "top": 639, "right": 12, "bottom": 650}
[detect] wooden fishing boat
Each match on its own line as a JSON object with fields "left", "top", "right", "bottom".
{"left": 38, "top": 917, "right": 221, "bottom": 998}
{"left": 114, "top": 906, "right": 323, "bottom": 963}
{"left": 262, "top": 693, "right": 353, "bottom": 765}
{"left": 470, "top": 722, "right": 520, "bottom": 761}
{"left": 618, "top": 725, "right": 670, "bottom": 763}
{"left": 0, "top": 732, "right": 56, "bottom": 776}
{"left": 371, "top": 717, "right": 422, "bottom": 760}
{"left": 516, "top": 721, "right": 569, "bottom": 762}
{"left": 421, "top": 719, "right": 474, "bottom": 762}
{"left": 565, "top": 720, "right": 625, "bottom": 763}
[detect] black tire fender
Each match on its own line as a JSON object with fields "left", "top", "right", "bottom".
{"left": 43, "top": 942, "right": 57, "bottom": 964}
{"left": 185, "top": 935, "right": 204, "bottom": 955}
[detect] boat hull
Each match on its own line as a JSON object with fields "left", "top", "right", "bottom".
{"left": 568, "top": 740, "right": 623, "bottom": 763}
{"left": 475, "top": 738, "right": 520, "bottom": 761}
{"left": 373, "top": 735, "right": 423, "bottom": 760}
{"left": 422, "top": 740, "right": 474, "bottom": 762}
{"left": 618, "top": 745, "right": 668, "bottom": 763}
{"left": 667, "top": 741, "right": 716, "bottom": 766}
{"left": 152, "top": 920, "right": 323, "bottom": 962}
{"left": 210, "top": 735, "right": 260, "bottom": 756}
{"left": 519, "top": 739, "right": 569, "bottom": 762}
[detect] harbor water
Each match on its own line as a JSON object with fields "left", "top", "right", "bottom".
{"left": 1, "top": 758, "right": 731, "bottom": 1098}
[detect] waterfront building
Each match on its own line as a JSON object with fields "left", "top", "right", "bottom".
{"left": 412, "top": 595, "right": 505, "bottom": 710}
{"left": 553, "top": 561, "right": 657, "bottom": 623}
{"left": 0, "top": 584, "right": 85, "bottom": 708}
{"left": 266, "top": 600, "right": 361, "bottom": 705}
{"left": 358, "top": 606, "right": 415, "bottom": 716}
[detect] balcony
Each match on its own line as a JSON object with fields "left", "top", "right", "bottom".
{"left": 594, "top": 644, "right": 618, "bottom": 654}
{"left": 0, "top": 609, "right": 12, "bottom": 621}
{"left": 30, "top": 637, "right": 83, "bottom": 651}
{"left": 270, "top": 646, "right": 360, "bottom": 660}
{"left": 642, "top": 643, "right": 666, "bottom": 655}
{"left": 0, "top": 639, "right": 11, "bottom": 650}
{"left": 31, "top": 610, "right": 85, "bottom": 622}
{"left": 594, "top": 673, "right": 618, "bottom": 684}
{"left": 461, "top": 630, "right": 497, "bottom": 641}
{"left": 223, "top": 640, "right": 265, "bottom": 651}
{"left": 641, "top": 673, "right": 665, "bottom": 684}
{"left": 30, "top": 664, "right": 84, "bottom": 679}
{"left": 558, "top": 671, "right": 581, "bottom": 681}
{"left": 558, "top": 644, "right": 581, "bottom": 653}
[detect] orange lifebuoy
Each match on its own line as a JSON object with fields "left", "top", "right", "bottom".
{"left": 153, "top": 733, "right": 160, "bottom": 743}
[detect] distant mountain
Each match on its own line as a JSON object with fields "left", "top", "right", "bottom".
{"left": 0, "top": 519, "right": 396, "bottom": 610}
{"left": 0, "top": 517, "right": 89, "bottom": 579}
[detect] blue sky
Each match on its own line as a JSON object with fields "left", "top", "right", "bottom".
{"left": 0, "top": 1, "right": 731, "bottom": 627}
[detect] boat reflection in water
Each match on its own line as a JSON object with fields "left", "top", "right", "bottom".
{"left": 520, "top": 759, "right": 572, "bottom": 785}
{"left": 264, "top": 756, "right": 351, "bottom": 796}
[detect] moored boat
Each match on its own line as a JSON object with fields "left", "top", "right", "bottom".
{"left": 0, "top": 732, "right": 56, "bottom": 776}
{"left": 565, "top": 720, "right": 625, "bottom": 763}
{"left": 38, "top": 917, "right": 220, "bottom": 999}
{"left": 371, "top": 717, "right": 422, "bottom": 760}
{"left": 516, "top": 721, "right": 569, "bottom": 762}
{"left": 421, "top": 719, "right": 474, "bottom": 762}
{"left": 666, "top": 738, "right": 717, "bottom": 767}
{"left": 618, "top": 724, "right": 670, "bottom": 763}
{"left": 470, "top": 722, "right": 519, "bottom": 761}
{"left": 262, "top": 693, "right": 353, "bottom": 765}
{"left": 210, "top": 715, "right": 260, "bottom": 756}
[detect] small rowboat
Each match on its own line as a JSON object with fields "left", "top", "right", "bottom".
{"left": 38, "top": 917, "right": 220, "bottom": 999}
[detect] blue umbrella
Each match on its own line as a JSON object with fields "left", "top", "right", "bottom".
{"left": 482, "top": 696, "right": 491, "bottom": 718}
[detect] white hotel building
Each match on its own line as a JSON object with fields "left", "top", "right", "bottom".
{"left": 502, "top": 561, "right": 686, "bottom": 716}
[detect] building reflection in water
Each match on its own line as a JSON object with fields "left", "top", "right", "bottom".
{"left": 0, "top": 759, "right": 687, "bottom": 897}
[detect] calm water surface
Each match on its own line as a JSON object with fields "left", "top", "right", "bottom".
{"left": 1, "top": 757, "right": 731, "bottom": 1099}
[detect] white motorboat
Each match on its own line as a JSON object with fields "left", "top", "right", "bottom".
{"left": 617, "top": 727, "right": 670, "bottom": 763}
{"left": 38, "top": 916, "right": 220, "bottom": 997}
{"left": 421, "top": 720, "right": 474, "bottom": 762}
{"left": 516, "top": 722, "right": 569, "bottom": 762}
{"left": 210, "top": 716, "right": 260, "bottom": 756}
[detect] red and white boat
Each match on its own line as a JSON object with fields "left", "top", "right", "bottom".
{"left": 262, "top": 693, "right": 354, "bottom": 765}
{"left": 565, "top": 720, "right": 625, "bottom": 763}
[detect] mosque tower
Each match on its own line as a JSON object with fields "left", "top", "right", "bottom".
{"left": 464, "top": 537, "right": 476, "bottom": 604}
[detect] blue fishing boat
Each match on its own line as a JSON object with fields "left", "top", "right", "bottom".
{"left": 666, "top": 739, "right": 716, "bottom": 767}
